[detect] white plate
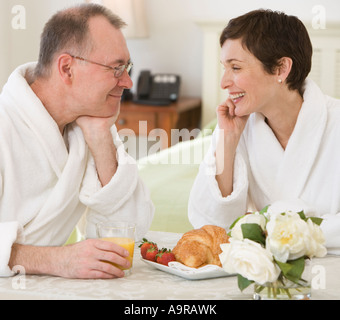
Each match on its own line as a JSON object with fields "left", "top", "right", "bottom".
{"left": 141, "top": 259, "right": 235, "bottom": 280}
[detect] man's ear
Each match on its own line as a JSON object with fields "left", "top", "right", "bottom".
{"left": 276, "top": 57, "right": 293, "bottom": 82}
{"left": 57, "top": 54, "right": 74, "bottom": 85}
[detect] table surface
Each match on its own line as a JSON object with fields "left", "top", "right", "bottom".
{"left": 0, "top": 231, "right": 339, "bottom": 300}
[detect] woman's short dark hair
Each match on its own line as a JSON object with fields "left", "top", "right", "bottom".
{"left": 34, "top": 3, "right": 126, "bottom": 78}
{"left": 220, "top": 9, "right": 313, "bottom": 95}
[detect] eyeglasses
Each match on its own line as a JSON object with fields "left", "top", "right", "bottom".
{"left": 69, "top": 54, "right": 133, "bottom": 78}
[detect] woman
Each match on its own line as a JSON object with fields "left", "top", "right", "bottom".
{"left": 188, "top": 9, "right": 340, "bottom": 254}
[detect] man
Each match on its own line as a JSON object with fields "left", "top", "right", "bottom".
{"left": 0, "top": 4, "right": 154, "bottom": 279}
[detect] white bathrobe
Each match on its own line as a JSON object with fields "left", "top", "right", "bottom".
{"left": 0, "top": 63, "right": 154, "bottom": 276}
{"left": 188, "top": 79, "right": 340, "bottom": 255}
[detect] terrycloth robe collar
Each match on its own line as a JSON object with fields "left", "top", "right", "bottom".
{"left": 245, "top": 79, "right": 327, "bottom": 202}
{"left": 1, "top": 62, "right": 88, "bottom": 244}
{"left": 2, "top": 62, "right": 70, "bottom": 178}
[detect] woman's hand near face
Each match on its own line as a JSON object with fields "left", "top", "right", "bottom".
{"left": 216, "top": 98, "right": 249, "bottom": 141}
{"left": 215, "top": 98, "right": 249, "bottom": 198}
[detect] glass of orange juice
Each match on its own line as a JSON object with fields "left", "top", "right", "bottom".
{"left": 96, "top": 221, "right": 136, "bottom": 276}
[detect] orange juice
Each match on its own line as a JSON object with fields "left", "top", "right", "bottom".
{"left": 101, "top": 237, "right": 135, "bottom": 270}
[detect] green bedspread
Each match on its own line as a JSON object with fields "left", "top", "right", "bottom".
{"left": 138, "top": 134, "right": 212, "bottom": 233}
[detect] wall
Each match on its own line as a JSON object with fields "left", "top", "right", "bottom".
{"left": 127, "top": 0, "right": 340, "bottom": 100}
{"left": 1, "top": 0, "right": 340, "bottom": 99}
{"left": 0, "top": 0, "right": 82, "bottom": 91}
{"left": 0, "top": 1, "right": 10, "bottom": 88}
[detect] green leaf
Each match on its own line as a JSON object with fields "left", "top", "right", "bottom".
{"left": 259, "top": 205, "right": 269, "bottom": 215}
{"left": 229, "top": 215, "right": 244, "bottom": 230}
{"left": 276, "top": 260, "right": 293, "bottom": 275}
{"left": 241, "top": 223, "right": 266, "bottom": 246}
{"left": 309, "top": 217, "right": 323, "bottom": 226}
{"left": 276, "top": 257, "right": 305, "bottom": 284}
{"left": 297, "top": 210, "right": 307, "bottom": 221}
{"left": 287, "top": 257, "right": 305, "bottom": 279}
{"left": 238, "top": 274, "right": 254, "bottom": 291}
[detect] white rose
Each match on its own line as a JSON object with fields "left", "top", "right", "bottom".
{"left": 230, "top": 212, "right": 266, "bottom": 240}
{"left": 266, "top": 211, "right": 310, "bottom": 263}
{"left": 306, "top": 219, "right": 327, "bottom": 258}
{"left": 219, "top": 238, "right": 280, "bottom": 285}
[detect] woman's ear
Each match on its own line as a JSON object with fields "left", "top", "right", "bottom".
{"left": 276, "top": 57, "right": 293, "bottom": 82}
{"left": 57, "top": 54, "right": 74, "bottom": 85}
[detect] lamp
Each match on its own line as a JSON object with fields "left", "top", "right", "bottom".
{"left": 87, "top": 0, "right": 149, "bottom": 38}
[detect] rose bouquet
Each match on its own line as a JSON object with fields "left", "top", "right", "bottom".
{"left": 219, "top": 206, "right": 327, "bottom": 299}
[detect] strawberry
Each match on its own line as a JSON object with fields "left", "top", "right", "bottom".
{"left": 145, "top": 247, "right": 159, "bottom": 262}
{"left": 156, "top": 248, "right": 176, "bottom": 266}
{"left": 139, "top": 238, "right": 158, "bottom": 259}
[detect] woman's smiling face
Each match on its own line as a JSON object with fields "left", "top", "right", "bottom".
{"left": 220, "top": 38, "right": 280, "bottom": 117}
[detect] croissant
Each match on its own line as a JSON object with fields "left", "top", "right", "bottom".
{"left": 172, "top": 225, "right": 229, "bottom": 268}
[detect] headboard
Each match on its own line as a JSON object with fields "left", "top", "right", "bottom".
{"left": 196, "top": 21, "right": 340, "bottom": 126}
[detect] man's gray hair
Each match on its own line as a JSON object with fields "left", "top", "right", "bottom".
{"left": 34, "top": 3, "right": 126, "bottom": 79}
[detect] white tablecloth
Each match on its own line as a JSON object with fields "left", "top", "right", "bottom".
{"left": 0, "top": 231, "right": 339, "bottom": 300}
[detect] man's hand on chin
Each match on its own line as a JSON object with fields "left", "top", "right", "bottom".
{"left": 76, "top": 114, "right": 119, "bottom": 186}
{"left": 75, "top": 113, "right": 118, "bottom": 137}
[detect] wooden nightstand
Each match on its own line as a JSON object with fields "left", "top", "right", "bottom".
{"left": 116, "top": 97, "right": 201, "bottom": 149}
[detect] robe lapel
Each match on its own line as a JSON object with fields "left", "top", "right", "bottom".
{"left": 274, "top": 79, "right": 327, "bottom": 199}
{"left": 246, "top": 79, "right": 327, "bottom": 202}
{"left": 246, "top": 112, "right": 284, "bottom": 200}
{"left": 2, "top": 63, "right": 89, "bottom": 245}
{"left": 4, "top": 63, "right": 69, "bottom": 177}
{"left": 22, "top": 123, "right": 88, "bottom": 244}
